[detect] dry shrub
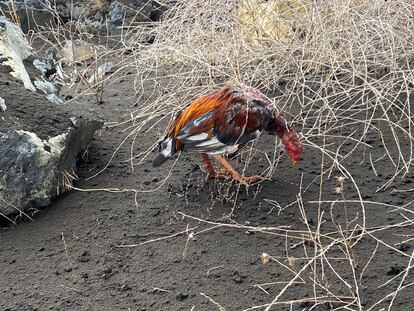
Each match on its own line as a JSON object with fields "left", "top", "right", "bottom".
{"left": 120, "top": 1, "right": 414, "bottom": 309}
{"left": 127, "top": 0, "right": 414, "bottom": 181}
{"left": 22, "top": 1, "right": 414, "bottom": 309}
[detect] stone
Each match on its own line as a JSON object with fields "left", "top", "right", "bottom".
{"left": 0, "top": 117, "right": 103, "bottom": 216}
{"left": 0, "top": 97, "right": 6, "bottom": 111}
{"left": 34, "top": 79, "right": 63, "bottom": 104}
{"left": 0, "top": 17, "right": 36, "bottom": 91}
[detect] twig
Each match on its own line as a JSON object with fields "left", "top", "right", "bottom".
{"left": 200, "top": 293, "right": 226, "bottom": 311}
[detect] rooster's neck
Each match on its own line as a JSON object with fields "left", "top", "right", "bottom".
{"left": 267, "top": 113, "right": 289, "bottom": 138}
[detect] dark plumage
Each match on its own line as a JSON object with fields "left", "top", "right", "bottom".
{"left": 153, "top": 84, "right": 302, "bottom": 184}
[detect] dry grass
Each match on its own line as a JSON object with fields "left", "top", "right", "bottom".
{"left": 28, "top": 0, "right": 413, "bottom": 309}
{"left": 113, "top": 1, "right": 414, "bottom": 310}
{"left": 120, "top": 0, "right": 414, "bottom": 195}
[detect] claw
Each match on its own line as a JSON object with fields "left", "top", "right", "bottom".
{"left": 239, "top": 175, "right": 265, "bottom": 184}
{"left": 201, "top": 154, "right": 265, "bottom": 186}
{"left": 214, "top": 155, "right": 265, "bottom": 186}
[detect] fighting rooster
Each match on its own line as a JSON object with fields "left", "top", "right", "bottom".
{"left": 153, "top": 84, "right": 302, "bottom": 185}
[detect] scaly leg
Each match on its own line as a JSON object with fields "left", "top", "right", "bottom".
{"left": 213, "top": 155, "right": 264, "bottom": 186}
{"left": 200, "top": 154, "right": 216, "bottom": 179}
{"left": 201, "top": 154, "right": 232, "bottom": 179}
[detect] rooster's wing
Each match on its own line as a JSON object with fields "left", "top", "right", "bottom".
{"left": 176, "top": 100, "right": 270, "bottom": 154}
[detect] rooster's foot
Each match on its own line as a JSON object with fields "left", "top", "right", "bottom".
{"left": 213, "top": 156, "right": 265, "bottom": 186}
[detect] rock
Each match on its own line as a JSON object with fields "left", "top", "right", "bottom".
{"left": 398, "top": 243, "right": 411, "bottom": 252}
{"left": 34, "top": 79, "right": 63, "bottom": 104}
{"left": 88, "top": 62, "right": 113, "bottom": 84}
{"left": 0, "top": 97, "right": 6, "bottom": 111}
{"left": 175, "top": 291, "right": 188, "bottom": 301}
{"left": 0, "top": 117, "right": 103, "bottom": 216}
{"left": 110, "top": 0, "right": 155, "bottom": 23}
{"left": 61, "top": 39, "right": 103, "bottom": 64}
{"left": 0, "top": 17, "right": 36, "bottom": 91}
{"left": 1, "top": 0, "right": 167, "bottom": 37}
{"left": 1, "top": 18, "right": 67, "bottom": 105}
{"left": 0, "top": 1, "right": 56, "bottom": 33}
{"left": 82, "top": 0, "right": 161, "bottom": 35}
{"left": 33, "top": 58, "right": 55, "bottom": 78}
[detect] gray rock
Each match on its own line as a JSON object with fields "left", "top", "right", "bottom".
{"left": 0, "top": 1, "right": 56, "bottom": 33}
{"left": 0, "top": 118, "right": 103, "bottom": 216}
{"left": 33, "top": 59, "right": 53, "bottom": 76}
{"left": 34, "top": 79, "right": 63, "bottom": 104}
{"left": 0, "top": 17, "right": 36, "bottom": 91}
{"left": 0, "top": 97, "right": 6, "bottom": 111}
{"left": 0, "top": 0, "right": 164, "bottom": 34}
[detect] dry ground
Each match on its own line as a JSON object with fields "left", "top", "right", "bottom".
{"left": 1, "top": 70, "right": 413, "bottom": 310}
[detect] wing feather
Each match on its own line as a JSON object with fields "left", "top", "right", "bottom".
{"left": 154, "top": 84, "right": 277, "bottom": 165}
{"left": 162, "top": 85, "right": 272, "bottom": 155}
{"left": 214, "top": 100, "right": 270, "bottom": 146}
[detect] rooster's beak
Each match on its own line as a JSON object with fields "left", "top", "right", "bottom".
{"left": 291, "top": 159, "right": 297, "bottom": 167}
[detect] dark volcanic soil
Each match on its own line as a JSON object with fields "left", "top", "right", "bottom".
{"left": 1, "top": 66, "right": 413, "bottom": 311}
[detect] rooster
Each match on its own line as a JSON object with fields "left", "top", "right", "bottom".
{"left": 153, "top": 84, "right": 302, "bottom": 185}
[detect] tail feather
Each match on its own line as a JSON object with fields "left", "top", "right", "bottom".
{"left": 152, "top": 138, "right": 175, "bottom": 167}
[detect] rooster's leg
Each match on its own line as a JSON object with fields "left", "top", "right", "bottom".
{"left": 201, "top": 154, "right": 232, "bottom": 179}
{"left": 213, "top": 155, "right": 264, "bottom": 185}
{"left": 200, "top": 154, "right": 216, "bottom": 178}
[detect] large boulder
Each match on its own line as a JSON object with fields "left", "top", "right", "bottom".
{"left": 1, "top": 45, "right": 103, "bottom": 218}
{"left": 0, "top": 118, "right": 102, "bottom": 215}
